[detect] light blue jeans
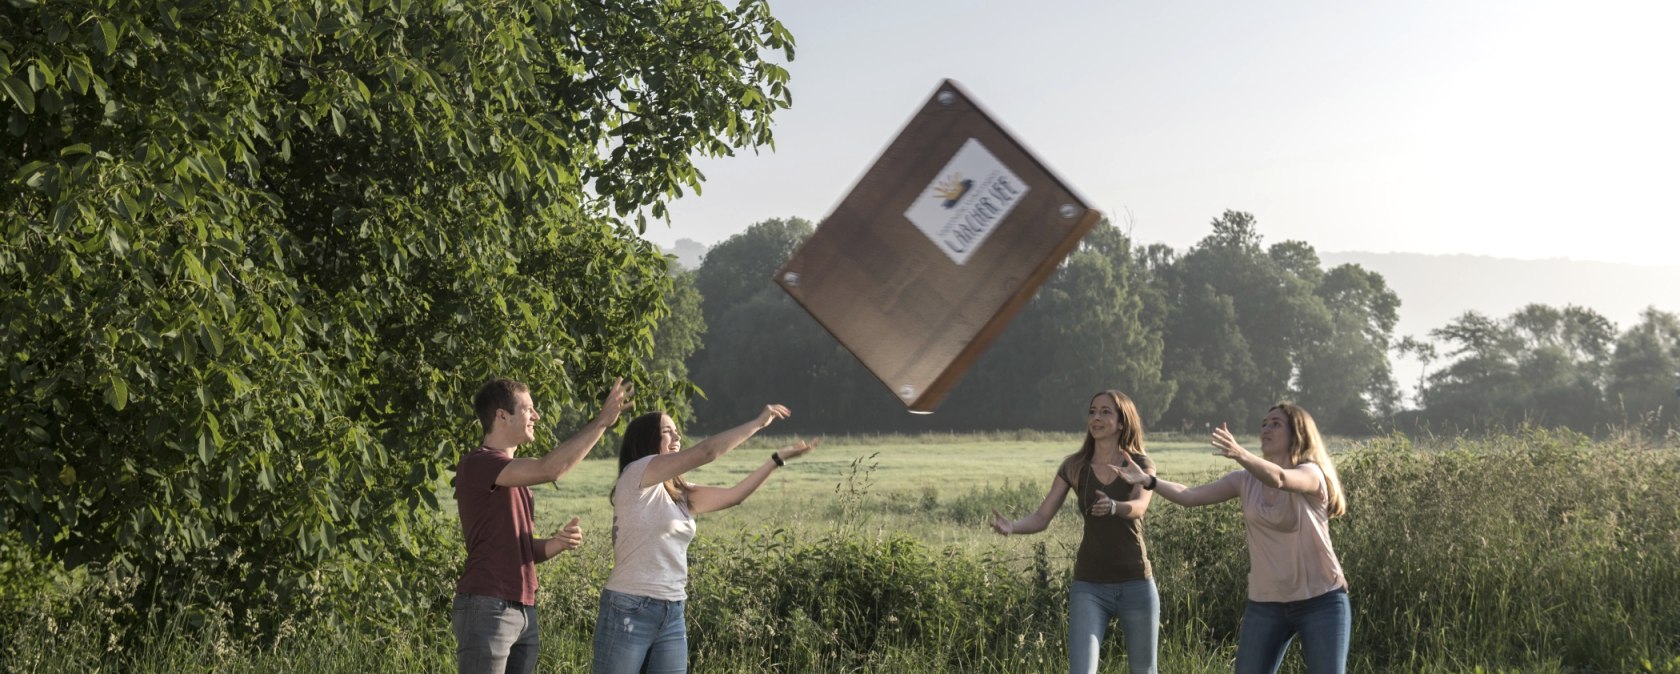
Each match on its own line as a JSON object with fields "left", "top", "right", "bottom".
{"left": 591, "top": 588, "right": 688, "bottom": 674}
{"left": 1234, "top": 587, "right": 1351, "bottom": 674}
{"left": 1068, "top": 578, "right": 1159, "bottom": 674}
{"left": 451, "top": 593, "right": 539, "bottom": 674}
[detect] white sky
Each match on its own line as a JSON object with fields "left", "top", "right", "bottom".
{"left": 646, "top": 0, "right": 1680, "bottom": 269}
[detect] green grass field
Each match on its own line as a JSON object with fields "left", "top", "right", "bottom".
{"left": 446, "top": 432, "right": 1235, "bottom": 558}
{"left": 11, "top": 430, "right": 1680, "bottom": 673}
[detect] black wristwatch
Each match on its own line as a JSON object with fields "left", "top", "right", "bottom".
{"left": 771, "top": 452, "right": 785, "bottom": 467}
{"left": 1145, "top": 475, "right": 1158, "bottom": 491}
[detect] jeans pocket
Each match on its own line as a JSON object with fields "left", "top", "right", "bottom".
{"left": 607, "top": 591, "right": 650, "bottom": 615}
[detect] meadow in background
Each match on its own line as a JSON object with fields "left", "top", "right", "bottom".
{"left": 5, "top": 429, "right": 1679, "bottom": 673}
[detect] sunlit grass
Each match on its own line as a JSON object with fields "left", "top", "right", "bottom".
{"left": 8, "top": 431, "right": 1679, "bottom": 673}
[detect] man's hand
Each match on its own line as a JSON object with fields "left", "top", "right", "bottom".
{"left": 597, "top": 378, "right": 634, "bottom": 427}
{"left": 552, "top": 516, "right": 582, "bottom": 553}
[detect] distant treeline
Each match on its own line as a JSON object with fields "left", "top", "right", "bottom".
{"left": 661, "top": 212, "right": 1680, "bottom": 437}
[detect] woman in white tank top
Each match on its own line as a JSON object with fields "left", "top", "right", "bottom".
{"left": 590, "top": 405, "right": 819, "bottom": 674}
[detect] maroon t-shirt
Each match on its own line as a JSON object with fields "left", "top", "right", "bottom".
{"left": 454, "top": 447, "right": 538, "bottom": 605}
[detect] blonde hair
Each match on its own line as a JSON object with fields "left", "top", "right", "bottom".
{"left": 1271, "top": 402, "right": 1347, "bottom": 518}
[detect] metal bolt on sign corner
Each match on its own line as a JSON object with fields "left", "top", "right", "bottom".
{"left": 899, "top": 384, "right": 916, "bottom": 399}
{"left": 783, "top": 272, "right": 800, "bottom": 287}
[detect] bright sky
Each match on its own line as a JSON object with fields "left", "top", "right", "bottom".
{"left": 647, "top": 0, "right": 1680, "bottom": 269}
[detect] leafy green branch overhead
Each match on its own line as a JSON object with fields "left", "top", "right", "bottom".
{"left": 0, "top": 0, "right": 791, "bottom": 625}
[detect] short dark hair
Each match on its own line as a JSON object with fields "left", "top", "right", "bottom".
{"left": 474, "top": 379, "right": 529, "bottom": 434}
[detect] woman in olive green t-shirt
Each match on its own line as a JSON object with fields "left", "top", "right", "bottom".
{"left": 990, "top": 390, "right": 1160, "bottom": 674}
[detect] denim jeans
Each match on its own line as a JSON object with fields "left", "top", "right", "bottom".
{"left": 591, "top": 588, "right": 688, "bottom": 674}
{"left": 452, "top": 593, "right": 540, "bottom": 674}
{"left": 1235, "top": 587, "right": 1351, "bottom": 674}
{"left": 1068, "top": 578, "right": 1159, "bottom": 674}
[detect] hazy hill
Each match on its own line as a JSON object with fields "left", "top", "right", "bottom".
{"left": 662, "top": 238, "right": 709, "bottom": 270}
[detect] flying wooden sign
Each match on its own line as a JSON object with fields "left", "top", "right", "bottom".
{"left": 774, "top": 79, "right": 1100, "bottom": 412}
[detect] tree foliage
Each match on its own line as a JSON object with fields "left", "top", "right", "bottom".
{"left": 682, "top": 214, "right": 1406, "bottom": 435}
{"left": 938, "top": 220, "right": 1176, "bottom": 430}
{"left": 1155, "top": 211, "right": 1398, "bottom": 431}
{"left": 680, "top": 213, "right": 1671, "bottom": 438}
{"left": 1419, "top": 305, "right": 1617, "bottom": 430}
{"left": 685, "top": 217, "right": 891, "bottom": 431}
{"left": 1605, "top": 308, "right": 1680, "bottom": 431}
{"left": 1, "top": 0, "right": 790, "bottom": 626}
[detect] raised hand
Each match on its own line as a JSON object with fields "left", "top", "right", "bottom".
{"left": 755, "top": 404, "right": 791, "bottom": 428}
{"left": 778, "top": 437, "right": 822, "bottom": 461}
{"left": 553, "top": 516, "right": 583, "bottom": 552}
{"left": 990, "top": 508, "right": 1014, "bottom": 536}
{"left": 1210, "top": 422, "right": 1248, "bottom": 460}
{"left": 1110, "top": 451, "right": 1151, "bottom": 486}
{"left": 597, "top": 378, "right": 634, "bottom": 425}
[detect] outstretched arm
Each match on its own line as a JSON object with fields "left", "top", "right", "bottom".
{"left": 1091, "top": 461, "right": 1156, "bottom": 519}
{"left": 1112, "top": 452, "right": 1239, "bottom": 507}
{"left": 686, "top": 439, "right": 821, "bottom": 514}
{"left": 640, "top": 405, "right": 789, "bottom": 488}
{"left": 1211, "top": 423, "right": 1322, "bottom": 495}
{"left": 498, "top": 379, "right": 633, "bottom": 488}
{"left": 991, "top": 475, "right": 1072, "bottom": 536}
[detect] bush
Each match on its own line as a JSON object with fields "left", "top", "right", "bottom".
{"left": 6, "top": 431, "right": 1678, "bottom": 672}
{"left": 686, "top": 531, "right": 1063, "bottom": 672}
{"left": 2, "top": 0, "right": 790, "bottom": 639}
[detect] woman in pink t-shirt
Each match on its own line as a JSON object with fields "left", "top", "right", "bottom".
{"left": 1114, "top": 403, "right": 1350, "bottom": 674}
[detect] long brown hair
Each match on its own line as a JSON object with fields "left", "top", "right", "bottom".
{"left": 614, "top": 411, "right": 691, "bottom": 506}
{"left": 1077, "top": 390, "right": 1146, "bottom": 465}
{"left": 1270, "top": 402, "right": 1347, "bottom": 518}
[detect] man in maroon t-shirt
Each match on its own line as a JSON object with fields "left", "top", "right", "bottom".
{"left": 453, "top": 377, "right": 631, "bottom": 674}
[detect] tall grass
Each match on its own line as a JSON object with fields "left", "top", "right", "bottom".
{"left": 5, "top": 430, "right": 1678, "bottom": 672}
{"left": 1334, "top": 428, "right": 1680, "bottom": 671}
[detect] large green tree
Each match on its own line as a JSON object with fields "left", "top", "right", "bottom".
{"left": 684, "top": 211, "right": 1401, "bottom": 435}
{"left": 942, "top": 221, "right": 1176, "bottom": 429}
{"left": 1160, "top": 213, "right": 1309, "bottom": 427}
{"left": 1604, "top": 308, "right": 1680, "bottom": 433}
{"left": 1295, "top": 263, "right": 1401, "bottom": 430}
{"left": 1419, "top": 305, "right": 1614, "bottom": 431}
{"left": 685, "top": 217, "right": 895, "bottom": 432}
{"left": 1149, "top": 212, "right": 1398, "bottom": 433}
{"left": 1, "top": 0, "right": 791, "bottom": 625}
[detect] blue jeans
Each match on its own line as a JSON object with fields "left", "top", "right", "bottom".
{"left": 591, "top": 588, "right": 688, "bottom": 674}
{"left": 1068, "top": 578, "right": 1159, "bottom": 674}
{"left": 1235, "top": 587, "right": 1351, "bottom": 674}
{"left": 452, "top": 593, "right": 539, "bottom": 674}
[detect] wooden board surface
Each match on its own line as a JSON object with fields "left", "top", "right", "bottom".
{"left": 775, "top": 79, "right": 1100, "bottom": 412}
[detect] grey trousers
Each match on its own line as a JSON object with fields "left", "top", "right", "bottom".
{"left": 452, "top": 593, "right": 540, "bottom": 674}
